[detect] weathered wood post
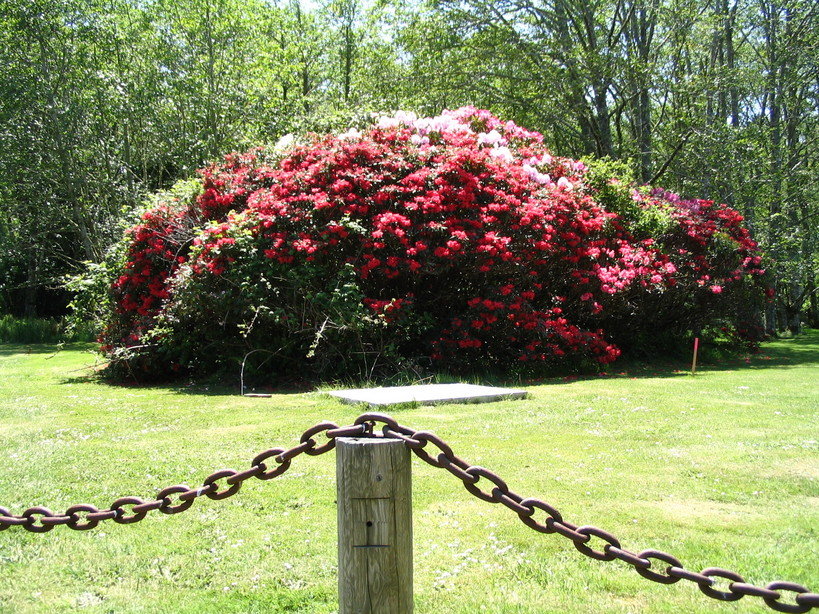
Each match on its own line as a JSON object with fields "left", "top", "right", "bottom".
{"left": 336, "top": 437, "right": 413, "bottom": 613}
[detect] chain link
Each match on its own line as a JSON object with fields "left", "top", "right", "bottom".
{"left": 0, "top": 412, "right": 815, "bottom": 612}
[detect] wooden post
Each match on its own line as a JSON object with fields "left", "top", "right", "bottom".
{"left": 692, "top": 336, "right": 700, "bottom": 375}
{"left": 336, "top": 437, "right": 413, "bottom": 613}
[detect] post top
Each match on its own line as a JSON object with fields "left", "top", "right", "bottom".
{"left": 335, "top": 437, "right": 404, "bottom": 446}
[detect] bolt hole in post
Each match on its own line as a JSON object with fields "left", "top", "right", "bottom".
{"left": 336, "top": 437, "right": 413, "bottom": 613}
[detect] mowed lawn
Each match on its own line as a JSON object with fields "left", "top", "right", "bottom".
{"left": 0, "top": 334, "right": 816, "bottom": 613}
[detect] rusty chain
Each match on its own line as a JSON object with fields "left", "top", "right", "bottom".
{"left": 0, "top": 412, "right": 815, "bottom": 612}
{"left": 0, "top": 420, "right": 361, "bottom": 533}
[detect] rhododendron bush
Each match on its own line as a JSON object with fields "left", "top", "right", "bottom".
{"left": 100, "top": 108, "right": 767, "bottom": 381}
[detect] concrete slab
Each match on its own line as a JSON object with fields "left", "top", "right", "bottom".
{"left": 328, "top": 383, "right": 527, "bottom": 407}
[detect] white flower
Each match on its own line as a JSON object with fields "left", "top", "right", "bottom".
{"left": 273, "top": 133, "right": 295, "bottom": 152}
{"left": 393, "top": 110, "right": 418, "bottom": 124}
{"left": 410, "top": 134, "right": 430, "bottom": 146}
{"left": 489, "top": 146, "right": 514, "bottom": 163}
{"left": 477, "top": 129, "right": 505, "bottom": 147}
{"left": 557, "top": 176, "right": 574, "bottom": 191}
{"left": 411, "top": 117, "right": 432, "bottom": 135}
{"left": 339, "top": 127, "right": 361, "bottom": 140}
{"left": 376, "top": 116, "right": 400, "bottom": 129}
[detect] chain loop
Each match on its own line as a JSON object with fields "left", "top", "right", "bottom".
{"left": 327, "top": 424, "right": 369, "bottom": 439}
{"left": 21, "top": 507, "right": 56, "bottom": 533}
{"left": 157, "top": 486, "right": 195, "bottom": 514}
{"left": 797, "top": 595, "right": 819, "bottom": 608}
{"left": 698, "top": 568, "right": 745, "bottom": 601}
{"left": 203, "top": 470, "right": 242, "bottom": 500}
{"left": 731, "top": 583, "right": 783, "bottom": 600}
{"left": 300, "top": 422, "right": 339, "bottom": 455}
{"left": 606, "top": 546, "right": 651, "bottom": 570}
{"left": 436, "top": 454, "right": 479, "bottom": 483}
{"left": 252, "top": 448, "right": 291, "bottom": 480}
{"left": 131, "top": 499, "right": 163, "bottom": 513}
{"left": 517, "top": 498, "right": 561, "bottom": 532}
{"left": 634, "top": 549, "right": 682, "bottom": 584}
{"left": 65, "top": 504, "right": 101, "bottom": 531}
{"left": 354, "top": 412, "right": 400, "bottom": 432}
{"left": 87, "top": 509, "right": 118, "bottom": 522}
{"left": 226, "top": 465, "right": 264, "bottom": 485}
{"left": 381, "top": 427, "right": 423, "bottom": 448}
{"left": 764, "top": 582, "right": 813, "bottom": 614}
{"left": 551, "top": 520, "right": 590, "bottom": 543}
{"left": 493, "top": 488, "right": 532, "bottom": 515}
{"left": 407, "top": 431, "right": 457, "bottom": 466}
{"left": 573, "top": 526, "right": 621, "bottom": 561}
{"left": 668, "top": 566, "right": 714, "bottom": 585}
{"left": 110, "top": 497, "right": 147, "bottom": 524}
{"left": 39, "top": 514, "right": 72, "bottom": 527}
{"left": 277, "top": 440, "right": 315, "bottom": 462}
{"left": 463, "top": 466, "right": 509, "bottom": 502}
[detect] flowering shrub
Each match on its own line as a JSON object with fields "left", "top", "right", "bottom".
{"left": 100, "top": 108, "right": 768, "bottom": 381}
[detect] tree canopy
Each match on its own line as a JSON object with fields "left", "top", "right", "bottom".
{"left": 1, "top": 0, "right": 816, "bottom": 334}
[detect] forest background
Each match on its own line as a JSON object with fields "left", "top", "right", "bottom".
{"left": 0, "top": 0, "right": 816, "bottom": 334}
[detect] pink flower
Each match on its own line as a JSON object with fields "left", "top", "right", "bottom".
{"left": 522, "top": 164, "right": 551, "bottom": 184}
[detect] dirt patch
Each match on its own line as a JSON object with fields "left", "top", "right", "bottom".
{"left": 766, "top": 457, "right": 819, "bottom": 481}
{"left": 651, "top": 499, "right": 765, "bottom": 524}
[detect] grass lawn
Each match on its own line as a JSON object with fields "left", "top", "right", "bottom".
{"left": 0, "top": 333, "right": 817, "bottom": 613}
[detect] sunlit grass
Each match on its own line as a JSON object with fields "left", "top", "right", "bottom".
{"left": 0, "top": 334, "right": 816, "bottom": 613}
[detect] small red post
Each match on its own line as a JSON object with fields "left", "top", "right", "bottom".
{"left": 691, "top": 337, "right": 700, "bottom": 375}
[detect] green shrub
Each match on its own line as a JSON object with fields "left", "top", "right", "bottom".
{"left": 98, "top": 109, "right": 769, "bottom": 383}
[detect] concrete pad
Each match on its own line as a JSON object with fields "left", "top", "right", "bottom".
{"left": 328, "top": 383, "right": 527, "bottom": 407}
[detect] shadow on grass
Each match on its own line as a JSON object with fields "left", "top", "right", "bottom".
{"left": 37, "top": 329, "right": 819, "bottom": 394}
{"left": 0, "top": 342, "right": 98, "bottom": 357}
{"left": 59, "top": 373, "right": 311, "bottom": 398}
{"left": 0, "top": 344, "right": 62, "bottom": 356}
{"left": 506, "top": 328, "right": 819, "bottom": 387}
{"left": 743, "top": 329, "right": 819, "bottom": 367}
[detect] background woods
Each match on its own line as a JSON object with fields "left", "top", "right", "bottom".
{"left": 0, "top": 0, "right": 816, "bottom": 333}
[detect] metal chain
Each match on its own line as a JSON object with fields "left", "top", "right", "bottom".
{"left": 365, "top": 412, "right": 818, "bottom": 614}
{"left": 0, "top": 420, "right": 362, "bottom": 533}
{"left": 0, "top": 412, "right": 815, "bottom": 612}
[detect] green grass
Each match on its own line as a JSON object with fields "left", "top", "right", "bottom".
{"left": 0, "top": 334, "right": 817, "bottom": 613}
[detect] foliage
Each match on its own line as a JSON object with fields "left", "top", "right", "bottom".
{"left": 98, "top": 109, "right": 768, "bottom": 382}
{"left": 1, "top": 0, "right": 815, "bottom": 333}
{"left": 64, "top": 179, "right": 204, "bottom": 344}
